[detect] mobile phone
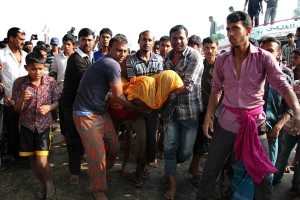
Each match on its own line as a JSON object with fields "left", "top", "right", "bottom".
{"left": 32, "top": 34, "right": 38, "bottom": 40}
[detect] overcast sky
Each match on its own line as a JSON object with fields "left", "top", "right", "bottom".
{"left": 0, "top": 0, "right": 297, "bottom": 50}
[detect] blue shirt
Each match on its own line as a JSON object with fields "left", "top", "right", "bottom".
{"left": 73, "top": 55, "right": 121, "bottom": 115}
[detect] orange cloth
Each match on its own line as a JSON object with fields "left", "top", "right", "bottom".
{"left": 124, "top": 70, "right": 184, "bottom": 109}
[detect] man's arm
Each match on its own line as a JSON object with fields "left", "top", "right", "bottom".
{"left": 110, "top": 82, "right": 149, "bottom": 113}
{"left": 283, "top": 88, "right": 300, "bottom": 134}
{"left": 203, "top": 93, "right": 221, "bottom": 139}
{"left": 260, "top": 0, "right": 264, "bottom": 15}
{"left": 244, "top": 0, "right": 249, "bottom": 11}
{"left": 268, "top": 112, "right": 291, "bottom": 140}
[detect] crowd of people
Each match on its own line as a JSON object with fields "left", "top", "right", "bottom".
{"left": 1, "top": 8, "right": 300, "bottom": 200}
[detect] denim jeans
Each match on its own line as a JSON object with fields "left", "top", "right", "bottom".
{"left": 264, "top": 7, "right": 277, "bottom": 24}
{"left": 196, "top": 123, "right": 273, "bottom": 200}
{"left": 163, "top": 115, "right": 199, "bottom": 174}
{"left": 193, "top": 111, "right": 211, "bottom": 156}
{"left": 274, "top": 129, "right": 300, "bottom": 188}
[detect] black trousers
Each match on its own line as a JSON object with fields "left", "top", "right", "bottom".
{"left": 3, "top": 105, "right": 20, "bottom": 159}
{"left": 196, "top": 123, "right": 272, "bottom": 200}
{"left": 58, "top": 97, "right": 66, "bottom": 136}
{"left": 63, "top": 108, "right": 84, "bottom": 175}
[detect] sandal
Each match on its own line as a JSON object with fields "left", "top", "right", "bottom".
{"left": 69, "top": 174, "right": 80, "bottom": 185}
{"left": 149, "top": 159, "right": 158, "bottom": 168}
{"left": 221, "top": 186, "right": 233, "bottom": 200}
{"left": 35, "top": 190, "right": 46, "bottom": 199}
{"left": 142, "top": 168, "right": 150, "bottom": 180}
{"left": 45, "top": 187, "right": 58, "bottom": 200}
{"left": 134, "top": 175, "right": 144, "bottom": 187}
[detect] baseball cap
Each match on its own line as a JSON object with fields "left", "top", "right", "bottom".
{"left": 50, "top": 37, "right": 59, "bottom": 45}
{"left": 287, "top": 33, "right": 295, "bottom": 38}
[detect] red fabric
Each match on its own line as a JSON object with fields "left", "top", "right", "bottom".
{"left": 224, "top": 105, "right": 277, "bottom": 184}
{"left": 108, "top": 107, "right": 143, "bottom": 122}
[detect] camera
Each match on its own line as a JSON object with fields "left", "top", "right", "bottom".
{"left": 67, "top": 27, "right": 77, "bottom": 39}
{"left": 32, "top": 34, "right": 38, "bottom": 40}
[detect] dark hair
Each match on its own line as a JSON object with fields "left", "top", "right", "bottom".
{"left": 202, "top": 37, "right": 219, "bottom": 47}
{"left": 249, "top": 37, "right": 259, "bottom": 47}
{"left": 26, "top": 51, "right": 46, "bottom": 65}
{"left": 78, "top": 28, "right": 95, "bottom": 39}
{"left": 259, "top": 36, "right": 281, "bottom": 49}
{"left": 287, "top": 33, "right": 295, "bottom": 38}
{"left": 227, "top": 11, "right": 252, "bottom": 28}
{"left": 169, "top": 25, "right": 188, "bottom": 37}
{"left": 62, "top": 34, "right": 77, "bottom": 44}
{"left": 109, "top": 35, "right": 128, "bottom": 47}
{"left": 115, "top": 33, "right": 127, "bottom": 39}
{"left": 188, "top": 35, "right": 201, "bottom": 47}
{"left": 219, "top": 49, "right": 227, "bottom": 54}
{"left": 159, "top": 35, "right": 170, "bottom": 43}
{"left": 7, "top": 27, "right": 26, "bottom": 38}
{"left": 33, "top": 44, "right": 48, "bottom": 53}
{"left": 37, "top": 41, "right": 45, "bottom": 46}
{"left": 138, "top": 30, "right": 151, "bottom": 40}
{"left": 293, "top": 49, "right": 300, "bottom": 56}
{"left": 0, "top": 41, "right": 7, "bottom": 48}
{"left": 154, "top": 40, "right": 160, "bottom": 46}
{"left": 297, "top": 27, "right": 300, "bottom": 32}
{"left": 100, "top": 28, "right": 113, "bottom": 37}
{"left": 24, "top": 41, "right": 33, "bottom": 45}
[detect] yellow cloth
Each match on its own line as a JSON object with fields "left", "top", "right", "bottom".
{"left": 124, "top": 70, "right": 183, "bottom": 109}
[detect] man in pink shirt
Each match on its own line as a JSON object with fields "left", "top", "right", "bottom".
{"left": 196, "top": 11, "right": 300, "bottom": 200}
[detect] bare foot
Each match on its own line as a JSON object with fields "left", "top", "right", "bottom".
{"left": 149, "top": 159, "right": 158, "bottom": 168}
{"left": 121, "top": 164, "right": 130, "bottom": 177}
{"left": 93, "top": 191, "right": 108, "bottom": 200}
{"left": 164, "top": 175, "right": 176, "bottom": 200}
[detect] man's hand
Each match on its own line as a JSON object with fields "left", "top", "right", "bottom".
{"left": 292, "top": 108, "right": 300, "bottom": 135}
{"left": 203, "top": 113, "right": 214, "bottom": 139}
{"left": 37, "top": 105, "right": 51, "bottom": 115}
{"left": 268, "top": 124, "right": 281, "bottom": 144}
{"left": 4, "top": 94, "right": 13, "bottom": 106}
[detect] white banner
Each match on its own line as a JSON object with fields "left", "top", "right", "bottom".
{"left": 250, "top": 18, "right": 300, "bottom": 39}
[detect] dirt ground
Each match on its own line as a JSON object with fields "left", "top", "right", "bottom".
{"left": 0, "top": 122, "right": 298, "bottom": 200}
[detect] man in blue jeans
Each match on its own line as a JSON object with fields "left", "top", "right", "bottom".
{"left": 162, "top": 24, "right": 204, "bottom": 200}
{"left": 196, "top": 11, "right": 300, "bottom": 200}
{"left": 273, "top": 49, "right": 300, "bottom": 194}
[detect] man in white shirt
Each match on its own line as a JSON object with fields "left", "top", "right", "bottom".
{"left": 0, "top": 27, "right": 28, "bottom": 163}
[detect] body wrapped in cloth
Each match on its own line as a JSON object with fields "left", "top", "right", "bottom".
{"left": 108, "top": 70, "right": 183, "bottom": 121}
